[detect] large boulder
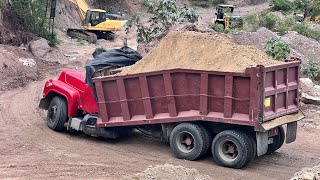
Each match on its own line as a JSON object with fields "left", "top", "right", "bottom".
{"left": 29, "top": 38, "right": 51, "bottom": 58}
{"left": 300, "top": 78, "right": 320, "bottom": 105}
{"left": 300, "top": 78, "right": 314, "bottom": 93}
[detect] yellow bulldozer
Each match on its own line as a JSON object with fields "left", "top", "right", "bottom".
{"left": 212, "top": 4, "right": 243, "bottom": 31}
{"left": 67, "top": 0, "right": 127, "bottom": 43}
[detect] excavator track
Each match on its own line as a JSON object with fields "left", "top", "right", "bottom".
{"left": 67, "top": 29, "right": 98, "bottom": 43}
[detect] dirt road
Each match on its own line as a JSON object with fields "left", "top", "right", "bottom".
{"left": 0, "top": 47, "right": 320, "bottom": 179}
{"left": 0, "top": 4, "right": 319, "bottom": 178}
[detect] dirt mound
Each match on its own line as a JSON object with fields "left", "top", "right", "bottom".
{"left": 233, "top": 28, "right": 320, "bottom": 67}
{"left": 282, "top": 31, "right": 320, "bottom": 65}
{"left": 120, "top": 31, "right": 282, "bottom": 75}
{"left": 0, "top": 45, "right": 39, "bottom": 90}
{"left": 0, "top": 6, "right": 35, "bottom": 46}
{"left": 0, "top": 26, "right": 34, "bottom": 46}
{"left": 137, "top": 23, "right": 214, "bottom": 56}
{"left": 123, "top": 164, "right": 211, "bottom": 180}
{"left": 233, "top": 27, "right": 279, "bottom": 51}
{"left": 291, "top": 164, "right": 320, "bottom": 180}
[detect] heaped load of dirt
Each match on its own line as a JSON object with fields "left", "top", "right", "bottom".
{"left": 0, "top": 45, "right": 39, "bottom": 91}
{"left": 291, "top": 164, "right": 320, "bottom": 180}
{"left": 137, "top": 23, "right": 214, "bottom": 56}
{"left": 120, "top": 31, "right": 283, "bottom": 75}
{"left": 123, "top": 164, "right": 211, "bottom": 180}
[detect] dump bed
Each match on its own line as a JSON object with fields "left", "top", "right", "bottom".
{"left": 93, "top": 61, "right": 300, "bottom": 131}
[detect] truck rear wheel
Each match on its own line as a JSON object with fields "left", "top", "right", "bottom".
{"left": 266, "top": 126, "right": 285, "bottom": 155}
{"left": 170, "top": 123, "right": 205, "bottom": 161}
{"left": 198, "top": 124, "right": 213, "bottom": 157}
{"left": 211, "top": 130, "right": 253, "bottom": 169}
{"left": 47, "top": 96, "right": 68, "bottom": 132}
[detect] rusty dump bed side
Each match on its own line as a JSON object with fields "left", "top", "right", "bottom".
{"left": 93, "top": 61, "right": 300, "bottom": 130}
{"left": 261, "top": 62, "right": 300, "bottom": 121}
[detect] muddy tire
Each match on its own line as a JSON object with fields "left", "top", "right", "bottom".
{"left": 198, "top": 124, "right": 213, "bottom": 157}
{"left": 266, "top": 126, "right": 285, "bottom": 155}
{"left": 211, "top": 130, "right": 253, "bottom": 169}
{"left": 245, "top": 133, "right": 256, "bottom": 164}
{"left": 47, "top": 96, "right": 68, "bottom": 132}
{"left": 170, "top": 123, "right": 205, "bottom": 161}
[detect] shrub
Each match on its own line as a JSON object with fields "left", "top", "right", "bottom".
{"left": 242, "top": 14, "right": 260, "bottom": 32}
{"left": 292, "top": 23, "right": 320, "bottom": 41}
{"left": 11, "top": 0, "right": 58, "bottom": 45}
{"left": 209, "top": 23, "right": 224, "bottom": 32}
{"left": 303, "top": 59, "right": 320, "bottom": 82}
{"left": 128, "top": 0, "right": 199, "bottom": 43}
{"left": 270, "top": 0, "right": 293, "bottom": 12}
{"left": 275, "top": 17, "right": 295, "bottom": 35}
{"left": 259, "top": 13, "right": 277, "bottom": 30}
{"left": 265, "top": 38, "right": 290, "bottom": 61}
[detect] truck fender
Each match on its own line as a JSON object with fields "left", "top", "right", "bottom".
{"left": 39, "top": 80, "right": 80, "bottom": 117}
{"left": 256, "top": 131, "right": 268, "bottom": 156}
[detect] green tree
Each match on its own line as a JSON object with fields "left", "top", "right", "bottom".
{"left": 265, "top": 38, "right": 290, "bottom": 61}
{"left": 11, "top": 0, "right": 54, "bottom": 42}
{"left": 270, "top": 0, "right": 293, "bottom": 12}
{"left": 127, "top": 0, "right": 199, "bottom": 43}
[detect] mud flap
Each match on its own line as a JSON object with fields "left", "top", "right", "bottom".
{"left": 286, "top": 121, "right": 297, "bottom": 144}
{"left": 256, "top": 131, "right": 268, "bottom": 156}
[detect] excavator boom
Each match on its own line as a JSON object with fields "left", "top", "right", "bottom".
{"left": 68, "top": 0, "right": 90, "bottom": 23}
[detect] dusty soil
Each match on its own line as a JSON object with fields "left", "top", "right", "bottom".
{"left": 291, "top": 164, "right": 320, "bottom": 180}
{"left": 0, "top": 45, "right": 39, "bottom": 91}
{"left": 120, "top": 31, "right": 282, "bottom": 75}
{"left": 123, "top": 164, "right": 211, "bottom": 180}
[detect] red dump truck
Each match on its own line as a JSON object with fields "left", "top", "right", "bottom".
{"left": 39, "top": 61, "right": 304, "bottom": 169}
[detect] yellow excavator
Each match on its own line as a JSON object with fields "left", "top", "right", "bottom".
{"left": 67, "top": 0, "right": 127, "bottom": 43}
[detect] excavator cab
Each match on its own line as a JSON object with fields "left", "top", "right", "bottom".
{"left": 84, "top": 9, "right": 107, "bottom": 26}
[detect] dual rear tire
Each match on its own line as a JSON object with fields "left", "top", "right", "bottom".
{"left": 169, "top": 123, "right": 256, "bottom": 169}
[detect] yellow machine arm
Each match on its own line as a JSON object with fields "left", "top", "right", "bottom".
{"left": 68, "top": 0, "right": 90, "bottom": 23}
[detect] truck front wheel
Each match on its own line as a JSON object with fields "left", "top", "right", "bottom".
{"left": 170, "top": 123, "right": 205, "bottom": 161}
{"left": 47, "top": 96, "right": 68, "bottom": 131}
{"left": 211, "top": 130, "right": 254, "bottom": 169}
